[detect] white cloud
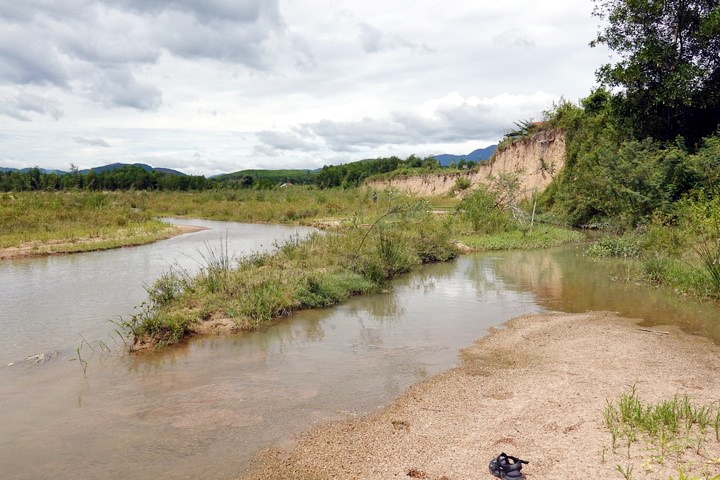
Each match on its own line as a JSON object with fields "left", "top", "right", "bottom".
{"left": 0, "top": 0, "right": 609, "bottom": 175}
{"left": 73, "top": 136, "right": 111, "bottom": 147}
{"left": 0, "top": 91, "right": 63, "bottom": 121}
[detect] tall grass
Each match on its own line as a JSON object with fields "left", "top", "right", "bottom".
{"left": 0, "top": 191, "right": 174, "bottom": 250}
{"left": 121, "top": 208, "right": 460, "bottom": 349}
{"left": 0, "top": 188, "right": 423, "bottom": 255}
{"left": 585, "top": 196, "right": 720, "bottom": 300}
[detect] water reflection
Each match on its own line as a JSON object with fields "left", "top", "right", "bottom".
{"left": 493, "top": 247, "right": 720, "bottom": 343}
{"left": 1, "top": 246, "right": 718, "bottom": 479}
{"left": 0, "top": 219, "right": 315, "bottom": 365}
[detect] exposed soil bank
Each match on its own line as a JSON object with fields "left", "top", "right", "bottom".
{"left": 367, "top": 130, "right": 565, "bottom": 200}
{"left": 0, "top": 224, "right": 206, "bottom": 260}
{"left": 244, "top": 311, "right": 720, "bottom": 480}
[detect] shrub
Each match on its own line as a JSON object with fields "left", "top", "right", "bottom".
{"left": 458, "top": 188, "right": 512, "bottom": 234}
{"left": 586, "top": 236, "right": 642, "bottom": 258}
{"left": 454, "top": 177, "right": 471, "bottom": 191}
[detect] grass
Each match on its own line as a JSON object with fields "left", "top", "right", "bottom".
{"left": 584, "top": 234, "right": 720, "bottom": 301}
{"left": 459, "top": 225, "right": 584, "bottom": 251}
{"left": 120, "top": 207, "right": 461, "bottom": 349}
{"left": 0, "top": 188, "right": 408, "bottom": 258}
{"left": 0, "top": 191, "right": 177, "bottom": 254}
{"left": 604, "top": 386, "right": 720, "bottom": 479}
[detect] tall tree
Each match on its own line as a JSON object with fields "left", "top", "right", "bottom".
{"left": 592, "top": 0, "right": 720, "bottom": 148}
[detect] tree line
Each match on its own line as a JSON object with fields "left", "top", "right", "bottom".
{"left": 1, "top": 155, "right": 477, "bottom": 192}
{"left": 0, "top": 165, "right": 211, "bottom": 192}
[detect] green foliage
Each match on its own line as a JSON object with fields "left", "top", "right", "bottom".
{"left": 146, "top": 270, "right": 187, "bottom": 307}
{"left": 0, "top": 165, "right": 212, "bottom": 192}
{"left": 0, "top": 191, "right": 172, "bottom": 251}
{"left": 296, "top": 273, "right": 375, "bottom": 309}
{"left": 454, "top": 177, "right": 471, "bottom": 191}
{"left": 458, "top": 188, "right": 512, "bottom": 234}
{"left": 541, "top": 90, "right": 720, "bottom": 231}
{"left": 120, "top": 302, "right": 194, "bottom": 348}
{"left": 586, "top": 236, "right": 643, "bottom": 258}
{"left": 316, "top": 155, "right": 441, "bottom": 188}
{"left": 211, "top": 169, "right": 316, "bottom": 188}
{"left": 121, "top": 203, "right": 462, "bottom": 349}
{"left": 591, "top": 0, "right": 720, "bottom": 147}
{"left": 460, "top": 225, "right": 583, "bottom": 251}
{"left": 604, "top": 386, "right": 720, "bottom": 469}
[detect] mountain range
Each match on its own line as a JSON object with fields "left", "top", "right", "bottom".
{"left": 1, "top": 146, "right": 498, "bottom": 177}
{"left": 0, "top": 163, "right": 186, "bottom": 176}
{"left": 432, "top": 145, "right": 497, "bottom": 166}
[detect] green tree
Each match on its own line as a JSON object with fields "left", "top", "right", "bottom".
{"left": 591, "top": 0, "right": 720, "bottom": 147}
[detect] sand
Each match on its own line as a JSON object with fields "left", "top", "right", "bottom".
{"left": 244, "top": 311, "right": 720, "bottom": 480}
{"left": 0, "top": 224, "right": 206, "bottom": 260}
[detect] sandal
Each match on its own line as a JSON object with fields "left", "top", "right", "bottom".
{"left": 488, "top": 452, "right": 528, "bottom": 479}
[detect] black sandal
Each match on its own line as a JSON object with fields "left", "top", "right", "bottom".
{"left": 488, "top": 452, "right": 528, "bottom": 479}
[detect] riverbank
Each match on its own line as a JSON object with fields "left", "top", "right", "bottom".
{"left": 244, "top": 311, "right": 720, "bottom": 480}
{"left": 0, "top": 224, "right": 206, "bottom": 260}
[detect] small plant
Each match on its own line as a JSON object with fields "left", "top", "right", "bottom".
{"left": 604, "top": 387, "right": 720, "bottom": 476}
{"left": 454, "top": 177, "right": 471, "bottom": 191}
{"left": 694, "top": 238, "right": 720, "bottom": 297}
{"left": 616, "top": 463, "right": 634, "bottom": 480}
{"left": 586, "top": 236, "right": 642, "bottom": 258}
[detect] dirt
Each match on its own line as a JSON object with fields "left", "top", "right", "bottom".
{"left": 366, "top": 130, "right": 565, "bottom": 201}
{"left": 0, "top": 224, "right": 207, "bottom": 260}
{"left": 243, "top": 311, "right": 720, "bottom": 480}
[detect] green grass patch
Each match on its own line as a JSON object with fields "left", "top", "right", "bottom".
{"left": 460, "top": 225, "right": 584, "bottom": 251}
{"left": 0, "top": 191, "right": 176, "bottom": 253}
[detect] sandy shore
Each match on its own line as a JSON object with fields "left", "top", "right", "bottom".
{"left": 244, "top": 311, "right": 720, "bottom": 480}
{"left": 0, "top": 224, "right": 206, "bottom": 260}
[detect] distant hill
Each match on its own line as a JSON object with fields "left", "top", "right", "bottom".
{"left": 433, "top": 145, "right": 497, "bottom": 167}
{"left": 78, "top": 163, "right": 186, "bottom": 176}
{"left": 0, "top": 167, "right": 67, "bottom": 175}
{"left": 213, "top": 169, "right": 316, "bottom": 186}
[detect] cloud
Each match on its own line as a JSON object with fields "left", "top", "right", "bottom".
{"left": 286, "top": 92, "right": 558, "bottom": 152}
{"left": 0, "top": 26, "right": 69, "bottom": 87}
{"left": 110, "top": 0, "right": 278, "bottom": 24}
{"left": 255, "top": 130, "right": 319, "bottom": 153}
{"left": 357, "top": 21, "right": 431, "bottom": 54}
{"left": 0, "top": 1, "right": 610, "bottom": 175}
{"left": 85, "top": 67, "right": 163, "bottom": 110}
{"left": 493, "top": 29, "right": 536, "bottom": 48}
{"left": 73, "top": 136, "right": 111, "bottom": 147}
{"left": 0, "top": 0, "right": 290, "bottom": 114}
{"left": 0, "top": 92, "right": 63, "bottom": 121}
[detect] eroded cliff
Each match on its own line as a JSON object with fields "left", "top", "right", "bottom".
{"left": 366, "top": 130, "right": 565, "bottom": 200}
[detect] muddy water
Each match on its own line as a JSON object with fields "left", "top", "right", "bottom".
{"left": 1, "top": 241, "right": 718, "bottom": 479}
{"left": 0, "top": 219, "right": 316, "bottom": 366}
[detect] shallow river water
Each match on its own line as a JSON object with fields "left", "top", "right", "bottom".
{"left": 1, "top": 222, "right": 718, "bottom": 479}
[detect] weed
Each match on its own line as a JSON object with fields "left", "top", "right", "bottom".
{"left": 454, "top": 177, "right": 471, "bottom": 191}
{"left": 616, "top": 463, "right": 634, "bottom": 480}
{"left": 586, "top": 236, "right": 642, "bottom": 258}
{"left": 605, "top": 387, "right": 720, "bottom": 475}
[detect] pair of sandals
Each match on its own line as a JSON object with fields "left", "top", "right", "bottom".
{"left": 489, "top": 452, "right": 529, "bottom": 479}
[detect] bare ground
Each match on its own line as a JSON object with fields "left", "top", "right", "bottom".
{"left": 244, "top": 311, "right": 720, "bottom": 480}
{"left": 0, "top": 224, "right": 206, "bottom": 260}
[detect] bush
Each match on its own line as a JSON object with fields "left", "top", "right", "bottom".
{"left": 454, "top": 177, "right": 471, "bottom": 191}
{"left": 458, "top": 188, "right": 512, "bottom": 234}
{"left": 586, "top": 236, "right": 642, "bottom": 258}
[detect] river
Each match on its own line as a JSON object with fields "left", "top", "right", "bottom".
{"left": 1, "top": 221, "right": 718, "bottom": 479}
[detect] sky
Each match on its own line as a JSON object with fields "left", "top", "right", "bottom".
{"left": 0, "top": 0, "right": 610, "bottom": 176}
